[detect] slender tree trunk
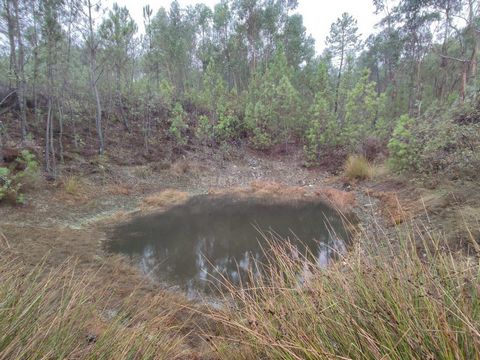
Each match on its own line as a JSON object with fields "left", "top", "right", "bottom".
{"left": 115, "top": 65, "right": 130, "bottom": 132}
{"left": 45, "top": 96, "right": 52, "bottom": 173}
{"left": 12, "top": 0, "right": 27, "bottom": 140}
{"left": 87, "top": 0, "right": 104, "bottom": 154}
{"left": 461, "top": 61, "right": 468, "bottom": 101}
{"left": 32, "top": 0, "right": 39, "bottom": 124}
{"left": 468, "top": 0, "right": 478, "bottom": 86}
{"left": 4, "top": 0, "right": 16, "bottom": 92}
{"left": 58, "top": 104, "right": 64, "bottom": 164}
{"left": 45, "top": 47, "right": 56, "bottom": 176}
{"left": 437, "top": 4, "right": 450, "bottom": 101}
{"left": 334, "top": 49, "right": 344, "bottom": 115}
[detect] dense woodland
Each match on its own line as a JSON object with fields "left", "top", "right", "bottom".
{"left": 0, "top": 0, "right": 479, "bottom": 181}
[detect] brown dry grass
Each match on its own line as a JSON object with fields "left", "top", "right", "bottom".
{"left": 208, "top": 181, "right": 306, "bottom": 199}
{"left": 366, "top": 189, "right": 411, "bottom": 225}
{"left": 107, "top": 184, "right": 133, "bottom": 196}
{"left": 344, "top": 155, "right": 373, "bottom": 180}
{"left": 142, "top": 189, "right": 189, "bottom": 210}
{"left": 208, "top": 181, "right": 357, "bottom": 214}
{"left": 314, "top": 187, "right": 357, "bottom": 213}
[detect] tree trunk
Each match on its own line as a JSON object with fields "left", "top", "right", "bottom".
{"left": 4, "top": 0, "right": 16, "bottom": 93}
{"left": 334, "top": 49, "right": 344, "bottom": 115}
{"left": 115, "top": 65, "right": 130, "bottom": 132}
{"left": 87, "top": 0, "right": 104, "bottom": 154}
{"left": 461, "top": 61, "right": 468, "bottom": 101}
{"left": 32, "top": 0, "right": 39, "bottom": 124}
{"left": 12, "top": 0, "right": 27, "bottom": 140}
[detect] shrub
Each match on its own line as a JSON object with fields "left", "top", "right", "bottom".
{"left": 388, "top": 114, "right": 417, "bottom": 172}
{"left": 214, "top": 111, "right": 238, "bottom": 141}
{"left": 0, "top": 150, "right": 39, "bottom": 204}
{"left": 15, "top": 149, "right": 40, "bottom": 189}
{"left": 344, "top": 154, "right": 372, "bottom": 180}
{"left": 196, "top": 115, "right": 213, "bottom": 145}
{"left": 169, "top": 102, "right": 188, "bottom": 145}
{"left": 415, "top": 103, "right": 480, "bottom": 180}
{"left": 251, "top": 127, "right": 273, "bottom": 150}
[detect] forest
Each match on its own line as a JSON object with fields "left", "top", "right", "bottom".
{"left": 0, "top": 0, "right": 478, "bottom": 180}
{"left": 0, "top": 0, "right": 480, "bottom": 359}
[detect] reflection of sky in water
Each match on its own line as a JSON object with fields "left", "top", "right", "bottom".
{"left": 107, "top": 196, "right": 350, "bottom": 297}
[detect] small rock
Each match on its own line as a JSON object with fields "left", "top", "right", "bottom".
{"left": 86, "top": 333, "right": 97, "bottom": 344}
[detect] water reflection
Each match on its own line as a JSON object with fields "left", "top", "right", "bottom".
{"left": 106, "top": 195, "right": 349, "bottom": 296}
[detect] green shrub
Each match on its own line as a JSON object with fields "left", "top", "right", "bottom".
{"left": 251, "top": 127, "right": 273, "bottom": 150}
{"left": 169, "top": 102, "right": 188, "bottom": 145}
{"left": 388, "top": 114, "right": 417, "bottom": 172}
{"left": 0, "top": 150, "right": 39, "bottom": 204}
{"left": 415, "top": 102, "right": 480, "bottom": 180}
{"left": 215, "top": 111, "right": 238, "bottom": 141}
{"left": 196, "top": 115, "right": 213, "bottom": 145}
{"left": 15, "top": 150, "right": 40, "bottom": 189}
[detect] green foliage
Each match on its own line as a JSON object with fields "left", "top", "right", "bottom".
{"left": 196, "top": 115, "right": 213, "bottom": 144}
{"left": 0, "top": 150, "right": 39, "bottom": 204}
{"left": 169, "top": 102, "right": 188, "bottom": 145}
{"left": 303, "top": 119, "right": 320, "bottom": 165}
{"left": 343, "top": 69, "right": 385, "bottom": 147}
{"left": 388, "top": 114, "right": 417, "bottom": 172}
{"left": 245, "top": 52, "right": 303, "bottom": 150}
{"left": 159, "top": 79, "right": 175, "bottom": 109}
{"left": 412, "top": 99, "right": 480, "bottom": 180}
{"left": 215, "top": 110, "right": 238, "bottom": 141}
{"left": 303, "top": 86, "right": 336, "bottom": 163}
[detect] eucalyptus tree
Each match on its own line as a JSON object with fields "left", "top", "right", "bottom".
{"left": 393, "top": 0, "right": 438, "bottom": 115}
{"left": 326, "top": 12, "right": 360, "bottom": 115}
{"left": 194, "top": 3, "right": 213, "bottom": 71}
{"left": 99, "top": 2, "right": 137, "bottom": 132}
{"left": 149, "top": 1, "right": 196, "bottom": 95}
{"left": 283, "top": 13, "right": 315, "bottom": 70}
{"left": 233, "top": 0, "right": 264, "bottom": 73}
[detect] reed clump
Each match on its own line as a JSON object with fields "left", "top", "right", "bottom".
{"left": 0, "top": 259, "right": 189, "bottom": 359}
{"left": 208, "top": 225, "right": 480, "bottom": 359}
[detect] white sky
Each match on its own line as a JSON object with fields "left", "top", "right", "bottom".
{"left": 108, "top": 0, "right": 380, "bottom": 53}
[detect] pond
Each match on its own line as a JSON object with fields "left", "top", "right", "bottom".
{"left": 105, "top": 195, "right": 350, "bottom": 298}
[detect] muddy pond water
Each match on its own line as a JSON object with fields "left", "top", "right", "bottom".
{"left": 106, "top": 195, "right": 349, "bottom": 298}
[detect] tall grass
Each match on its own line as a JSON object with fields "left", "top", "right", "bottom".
{"left": 208, "top": 224, "right": 480, "bottom": 359}
{"left": 344, "top": 155, "right": 373, "bottom": 180}
{"left": 0, "top": 259, "right": 190, "bottom": 360}
{"left": 2, "top": 224, "right": 479, "bottom": 359}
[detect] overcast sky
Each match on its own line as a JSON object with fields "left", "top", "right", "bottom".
{"left": 108, "top": 0, "right": 381, "bottom": 53}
